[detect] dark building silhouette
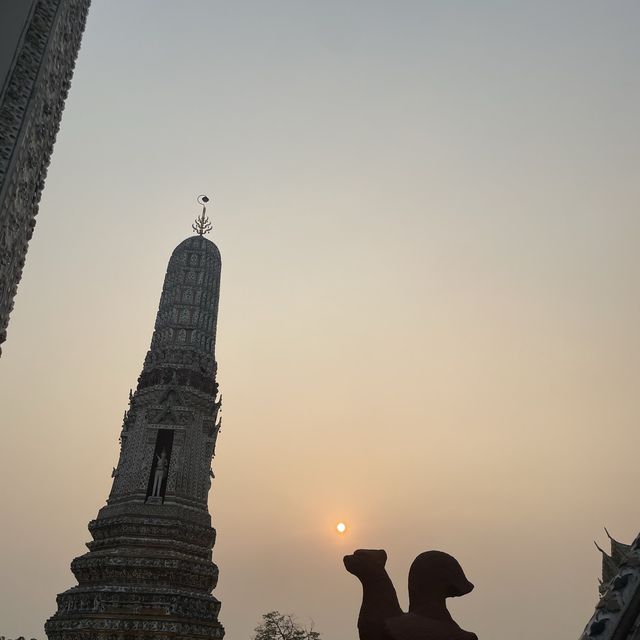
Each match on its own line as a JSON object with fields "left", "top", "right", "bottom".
{"left": 46, "top": 212, "right": 225, "bottom": 639}
{"left": 579, "top": 530, "right": 640, "bottom": 640}
{"left": 0, "top": 0, "right": 90, "bottom": 356}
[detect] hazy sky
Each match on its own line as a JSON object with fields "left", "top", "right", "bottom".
{"left": 2, "top": 2, "right": 640, "bottom": 639}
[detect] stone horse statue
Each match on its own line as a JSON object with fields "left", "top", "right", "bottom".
{"left": 344, "top": 549, "right": 477, "bottom": 640}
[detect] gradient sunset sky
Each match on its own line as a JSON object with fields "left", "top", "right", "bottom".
{"left": 2, "top": 2, "right": 640, "bottom": 639}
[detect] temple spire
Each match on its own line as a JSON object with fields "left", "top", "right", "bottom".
{"left": 193, "top": 194, "right": 213, "bottom": 236}
{"left": 46, "top": 220, "right": 225, "bottom": 640}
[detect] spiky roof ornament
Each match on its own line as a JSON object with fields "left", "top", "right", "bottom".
{"left": 192, "top": 194, "right": 213, "bottom": 236}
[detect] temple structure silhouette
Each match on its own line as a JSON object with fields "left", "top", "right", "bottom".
{"left": 0, "top": 0, "right": 91, "bottom": 357}
{"left": 46, "top": 199, "right": 225, "bottom": 639}
{"left": 579, "top": 529, "right": 640, "bottom": 640}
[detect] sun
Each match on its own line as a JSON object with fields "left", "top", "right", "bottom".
{"left": 336, "top": 522, "right": 347, "bottom": 534}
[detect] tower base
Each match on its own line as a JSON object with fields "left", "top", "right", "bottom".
{"left": 45, "top": 511, "right": 224, "bottom": 640}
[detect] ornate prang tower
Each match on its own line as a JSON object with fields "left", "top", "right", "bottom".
{"left": 46, "top": 196, "right": 225, "bottom": 640}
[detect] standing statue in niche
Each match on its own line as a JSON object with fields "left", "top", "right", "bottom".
{"left": 344, "top": 549, "right": 477, "bottom": 640}
{"left": 151, "top": 449, "right": 168, "bottom": 497}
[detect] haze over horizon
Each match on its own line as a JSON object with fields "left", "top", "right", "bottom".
{"left": 2, "top": 2, "right": 640, "bottom": 639}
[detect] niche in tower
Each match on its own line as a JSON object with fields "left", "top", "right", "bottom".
{"left": 146, "top": 429, "right": 175, "bottom": 500}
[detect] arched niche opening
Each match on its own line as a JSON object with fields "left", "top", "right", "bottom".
{"left": 146, "top": 429, "right": 174, "bottom": 501}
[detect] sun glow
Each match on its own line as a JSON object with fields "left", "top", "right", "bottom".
{"left": 336, "top": 522, "right": 347, "bottom": 534}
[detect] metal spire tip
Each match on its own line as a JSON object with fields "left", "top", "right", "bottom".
{"left": 193, "top": 194, "right": 213, "bottom": 236}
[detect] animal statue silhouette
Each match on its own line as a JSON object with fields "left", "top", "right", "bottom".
{"left": 343, "top": 550, "right": 403, "bottom": 640}
{"left": 344, "top": 549, "right": 478, "bottom": 640}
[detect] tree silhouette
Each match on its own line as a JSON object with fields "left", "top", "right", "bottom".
{"left": 253, "top": 611, "right": 321, "bottom": 640}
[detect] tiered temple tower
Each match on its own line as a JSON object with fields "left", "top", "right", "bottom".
{"left": 46, "top": 199, "right": 225, "bottom": 640}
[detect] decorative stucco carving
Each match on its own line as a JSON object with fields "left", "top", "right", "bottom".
{"left": 0, "top": 0, "right": 91, "bottom": 356}
{"left": 579, "top": 532, "right": 640, "bottom": 640}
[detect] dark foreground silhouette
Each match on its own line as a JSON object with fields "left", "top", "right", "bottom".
{"left": 344, "top": 549, "right": 478, "bottom": 640}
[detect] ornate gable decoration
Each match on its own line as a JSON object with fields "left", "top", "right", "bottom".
{"left": 149, "top": 388, "right": 193, "bottom": 425}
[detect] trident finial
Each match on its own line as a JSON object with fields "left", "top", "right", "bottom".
{"left": 192, "top": 194, "right": 213, "bottom": 236}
